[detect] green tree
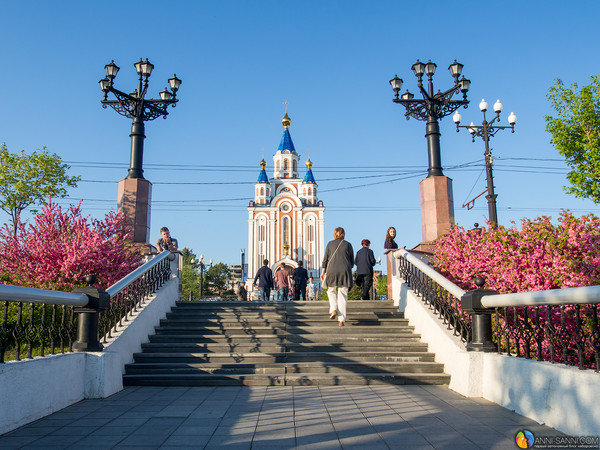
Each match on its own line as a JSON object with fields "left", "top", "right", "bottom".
{"left": 180, "top": 248, "right": 200, "bottom": 300}
{"left": 545, "top": 76, "right": 600, "bottom": 203}
{"left": 205, "top": 262, "right": 231, "bottom": 296}
{"left": 0, "top": 144, "right": 80, "bottom": 235}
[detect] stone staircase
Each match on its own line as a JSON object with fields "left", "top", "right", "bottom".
{"left": 123, "top": 300, "right": 450, "bottom": 386}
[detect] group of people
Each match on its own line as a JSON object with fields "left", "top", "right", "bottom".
{"left": 322, "top": 226, "right": 398, "bottom": 327}
{"left": 253, "top": 260, "right": 318, "bottom": 301}
{"left": 156, "top": 224, "right": 401, "bottom": 315}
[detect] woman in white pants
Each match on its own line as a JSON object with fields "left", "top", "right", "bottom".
{"left": 320, "top": 227, "right": 355, "bottom": 326}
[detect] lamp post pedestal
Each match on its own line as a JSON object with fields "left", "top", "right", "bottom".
{"left": 117, "top": 177, "right": 152, "bottom": 248}
{"left": 419, "top": 175, "right": 454, "bottom": 246}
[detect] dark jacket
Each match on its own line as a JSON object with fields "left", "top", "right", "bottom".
{"left": 355, "top": 246, "right": 376, "bottom": 275}
{"left": 322, "top": 239, "right": 354, "bottom": 288}
{"left": 254, "top": 265, "right": 273, "bottom": 288}
{"left": 291, "top": 266, "right": 309, "bottom": 286}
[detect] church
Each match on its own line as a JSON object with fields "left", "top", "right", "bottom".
{"left": 247, "top": 111, "right": 325, "bottom": 296}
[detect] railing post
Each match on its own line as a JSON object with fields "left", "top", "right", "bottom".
{"left": 72, "top": 276, "right": 110, "bottom": 352}
{"left": 461, "top": 277, "right": 497, "bottom": 352}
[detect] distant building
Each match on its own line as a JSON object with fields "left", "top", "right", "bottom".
{"left": 229, "top": 264, "right": 243, "bottom": 286}
{"left": 247, "top": 111, "right": 325, "bottom": 295}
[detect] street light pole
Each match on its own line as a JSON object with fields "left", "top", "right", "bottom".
{"left": 389, "top": 60, "right": 471, "bottom": 244}
{"left": 453, "top": 99, "right": 517, "bottom": 227}
{"left": 99, "top": 59, "right": 182, "bottom": 179}
{"left": 198, "top": 255, "right": 213, "bottom": 298}
{"left": 99, "top": 59, "right": 182, "bottom": 247}
{"left": 390, "top": 59, "right": 471, "bottom": 177}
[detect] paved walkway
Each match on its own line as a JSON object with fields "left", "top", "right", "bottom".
{"left": 1, "top": 385, "right": 562, "bottom": 449}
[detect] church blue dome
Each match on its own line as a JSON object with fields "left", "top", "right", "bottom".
{"left": 303, "top": 169, "right": 315, "bottom": 183}
{"left": 278, "top": 128, "right": 296, "bottom": 153}
{"left": 257, "top": 159, "right": 269, "bottom": 183}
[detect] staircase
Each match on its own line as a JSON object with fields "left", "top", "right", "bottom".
{"left": 123, "top": 300, "right": 450, "bottom": 386}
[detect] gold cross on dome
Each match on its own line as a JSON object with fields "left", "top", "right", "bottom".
{"left": 283, "top": 100, "right": 289, "bottom": 113}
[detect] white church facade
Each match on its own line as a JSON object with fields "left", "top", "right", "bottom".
{"left": 247, "top": 111, "right": 325, "bottom": 294}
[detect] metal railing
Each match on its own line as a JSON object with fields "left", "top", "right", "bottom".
{"left": 0, "top": 251, "right": 175, "bottom": 363}
{"left": 395, "top": 249, "right": 472, "bottom": 342}
{"left": 394, "top": 249, "right": 600, "bottom": 371}
{"left": 99, "top": 251, "right": 173, "bottom": 342}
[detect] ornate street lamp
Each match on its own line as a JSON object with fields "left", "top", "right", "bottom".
{"left": 390, "top": 59, "right": 470, "bottom": 177}
{"left": 453, "top": 99, "right": 517, "bottom": 227}
{"left": 99, "top": 59, "right": 181, "bottom": 246}
{"left": 99, "top": 59, "right": 181, "bottom": 179}
{"left": 196, "top": 255, "right": 213, "bottom": 298}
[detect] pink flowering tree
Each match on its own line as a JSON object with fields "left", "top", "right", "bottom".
{"left": 0, "top": 200, "right": 141, "bottom": 291}
{"left": 431, "top": 211, "right": 600, "bottom": 292}
{"left": 431, "top": 211, "right": 600, "bottom": 369}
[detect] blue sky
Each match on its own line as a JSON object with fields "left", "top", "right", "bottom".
{"left": 1, "top": 1, "right": 600, "bottom": 269}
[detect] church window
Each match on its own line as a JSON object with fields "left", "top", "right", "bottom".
{"left": 308, "top": 187, "right": 312, "bottom": 195}
{"left": 260, "top": 187, "right": 264, "bottom": 196}
{"left": 284, "top": 159, "right": 289, "bottom": 171}
{"left": 308, "top": 225, "right": 314, "bottom": 241}
{"left": 259, "top": 225, "right": 265, "bottom": 241}
{"left": 293, "top": 160, "right": 297, "bottom": 172}
{"left": 276, "top": 160, "right": 280, "bottom": 172}
{"left": 283, "top": 217, "right": 290, "bottom": 245}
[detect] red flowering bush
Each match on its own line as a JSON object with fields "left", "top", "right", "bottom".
{"left": 0, "top": 200, "right": 142, "bottom": 291}
{"left": 431, "top": 211, "right": 600, "bottom": 293}
{"left": 431, "top": 211, "right": 600, "bottom": 369}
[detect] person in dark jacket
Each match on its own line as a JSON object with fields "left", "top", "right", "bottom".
{"left": 321, "top": 227, "right": 354, "bottom": 326}
{"left": 291, "top": 261, "right": 309, "bottom": 301}
{"left": 355, "top": 239, "right": 376, "bottom": 300}
{"left": 253, "top": 259, "right": 273, "bottom": 301}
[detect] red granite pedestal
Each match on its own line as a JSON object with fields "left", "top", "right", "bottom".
{"left": 117, "top": 178, "right": 152, "bottom": 251}
{"left": 416, "top": 175, "right": 455, "bottom": 252}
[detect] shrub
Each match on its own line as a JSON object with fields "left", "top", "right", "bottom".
{"left": 431, "top": 211, "right": 600, "bottom": 369}
{"left": 0, "top": 199, "right": 141, "bottom": 291}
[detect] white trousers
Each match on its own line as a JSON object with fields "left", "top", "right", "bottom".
{"left": 328, "top": 286, "right": 348, "bottom": 323}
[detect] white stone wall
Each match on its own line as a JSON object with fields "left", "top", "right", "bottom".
{"left": 395, "top": 280, "right": 600, "bottom": 436}
{"left": 0, "top": 258, "right": 179, "bottom": 435}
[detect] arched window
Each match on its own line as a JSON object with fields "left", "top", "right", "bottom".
{"left": 260, "top": 187, "right": 264, "bottom": 196}
{"left": 308, "top": 225, "right": 314, "bottom": 241}
{"left": 283, "top": 217, "right": 290, "bottom": 246}
{"left": 276, "top": 160, "right": 280, "bottom": 172}
{"left": 308, "top": 187, "right": 312, "bottom": 196}
{"left": 293, "top": 160, "right": 297, "bottom": 172}
{"left": 259, "top": 225, "right": 265, "bottom": 241}
{"left": 284, "top": 159, "right": 289, "bottom": 170}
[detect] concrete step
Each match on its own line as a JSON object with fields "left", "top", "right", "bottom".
{"left": 140, "top": 342, "right": 429, "bottom": 353}
{"left": 131, "top": 351, "right": 436, "bottom": 364}
{"left": 153, "top": 326, "right": 415, "bottom": 335}
{"left": 122, "top": 372, "right": 451, "bottom": 386}
{"left": 148, "top": 334, "right": 422, "bottom": 344}
{"left": 158, "top": 319, "right": 410, "bottom": 327}
{"left": 124, "top": 361, "right": 444, "bottom": 375}
{"left": 124, "top": 301, "right": 449, "bottom": 387}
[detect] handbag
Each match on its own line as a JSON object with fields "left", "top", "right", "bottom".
{"left": 321, "top": 240, "right": 344, "bottom": 290}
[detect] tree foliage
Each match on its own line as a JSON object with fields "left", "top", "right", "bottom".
{"left": 180, "top": 251, "right": 232, "bottom": 299}
{"left": 0, "top": 200, "right": 141, "bottom": 291}
{"left": 0, "top": 144, "right": 80, "bottom": 235}
{"left": 431, "top": 213, "right": 600, "bottom": 368}
{"left": 431, "top": 212, "right": 600, "bottom": 293}
{"left": 181, "top": 248, "right": 200, "bottom": 300}
{"left": 545, "top": 76, "right": 600, "bottom": 203}
{"left": 206, "top": 262, "right": 231, "bottom": 296}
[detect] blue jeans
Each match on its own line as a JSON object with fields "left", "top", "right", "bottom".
{"left": 257, "top": 287, "right": 271, "bottom": 301}
{"left": 278, "top": 287, "right": 289, "bottom": 301}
